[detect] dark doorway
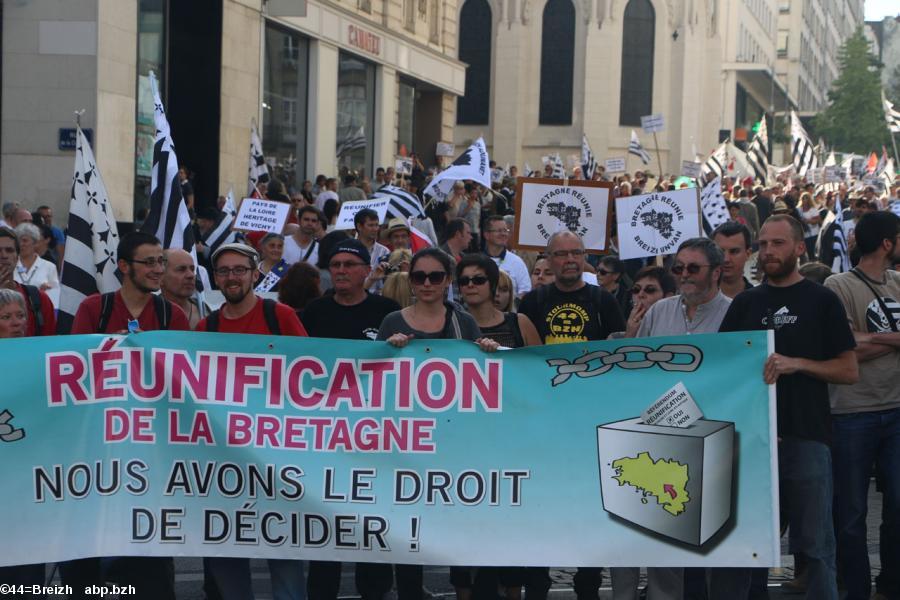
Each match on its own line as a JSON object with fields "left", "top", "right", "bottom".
{"left": 167, "top": 0, "right": 222, "bottom": 211}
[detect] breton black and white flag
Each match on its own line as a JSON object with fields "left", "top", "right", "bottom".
{"left": 140, "top": 71, "right": 206, "bottom": 289}
{"left": 202, "top": 189, "right": 239, "bottom": 256}
{"left": 581, "top": 134, "right": 597, "bottom": 180}
{"left": 628, "top": 130, "right": 651, "bottom": 165}
{"left": 249, "top": 123, "right": 270, "bottom": 196}
{"left": 550, "top": 153, "right": 565, "bottom": 179}
{"left": 336, "top": 125, "right": 367, "bottom": 158}
{"left": 884, "top": 91, "right": 900, "bottom": 134}
{"left": 702, "top": 142, "right": 728, "bottom": 179}
{"left": 423, "top": 137, "right": 491, "bottom": 203}
{"left": 832, "top": 196, "right": 850, "bottom": 273}
{"left": 791, "top": 111, "right": 817, "bottom": 177}
{"left": 699, "top": 177, "right": 730, "bottom": 234}
{"left": 747, "top": 118, "right": 769, "bottom": 184}
{"left": 56, "top": 126, "right": 121, "bottom": 334}
{"left": 374, "top": 185, "right": 426, "bottom": 220}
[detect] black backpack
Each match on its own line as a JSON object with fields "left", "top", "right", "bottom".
{"left": 21, "top": 284, "right": 44, "bottom": 334}
{"left": 204, "top": 298, "right": 281, "bottom": 334}
{"left": 97, "top": 292, "right": 171, "bottom": 333}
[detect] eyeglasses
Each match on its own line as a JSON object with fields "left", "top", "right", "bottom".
{"left": 631, "top": 285, "right": 660, "bottom": 295}
{"left": 487, "top": 229, "right": 510, "bottom": 234}
{"left": 329, "top": 260, "right": 368, "bottom": 269}
{"left": 213, "top": 266, "right": 252, "bottom": 277}
{"left": 551, "top": 249, "right": 585, "bottom": 258}
{"left": 671, "top": 263, "right": 710, "bottom": 275}
{"left": 129, "top": 257, "right": 167, "bottom": 267}
{"left": 409, "top": 270, "right": 447, "bottom": 285}
{"left": 458, "top": 275, "right": 489, "bottom": 287}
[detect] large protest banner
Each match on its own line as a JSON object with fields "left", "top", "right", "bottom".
{"left": 0, "top": 331, "right": 777, "bottom": 568}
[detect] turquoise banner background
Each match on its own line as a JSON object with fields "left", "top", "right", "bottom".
{"left": 0, "top": 330, "right": 777, "bottom": 567}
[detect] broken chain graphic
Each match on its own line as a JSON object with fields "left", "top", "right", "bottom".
{"left": 547, "top": 344, "right": 703, "bottom": 386}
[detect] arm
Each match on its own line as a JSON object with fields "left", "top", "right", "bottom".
{"left": 857, "top": 331, "right": 900, "bottom": 349}
{"left": 517, "top": 313, "right": 542, "bottom": 346}
{"left": 763, "top": 349, "right": 858, "bottom": 385}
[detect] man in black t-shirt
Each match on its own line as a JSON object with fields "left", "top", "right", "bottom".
{"left": 519, "top": 231, "right": 625, "bottom": 345}
{"left": 300, "top": 238, "right": 401, "bottom": 600}
{"left": 718, "top": 215, "right": 858, "bottom": 600}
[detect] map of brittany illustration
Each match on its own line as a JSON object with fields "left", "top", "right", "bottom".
{"left": 546, "top": 202, "right": 582, "bottom": 232}
{"left": 640, "top": 210, "right": 675, "bottom": 239}
{"left": 611, "top": 451, "right": 690, "bottom": 516}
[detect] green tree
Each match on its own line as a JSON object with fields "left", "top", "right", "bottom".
{"left": 812, "top": 28, "right": 890, "bottom": 154}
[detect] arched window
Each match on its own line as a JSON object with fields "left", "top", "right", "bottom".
{"left": 539, "top": 0, "right": 575, "bottom": 125}
{"left": 619, "top": 0, "right": 655, "bottom": 125}
{"left": 457, "top": 0, "right": 492, "bottom": 125}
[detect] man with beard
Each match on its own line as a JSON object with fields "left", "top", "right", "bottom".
{"left": 196, "top": 242, "right": 307, "bottom": 599}
{"left": 824, "top": 211, "right": 900, "bottom": 600}
{"left": 718, "top": 215, "right": 858, "bottom": 600}
{"left": 67, "top": 231, "right": 189, "bottom": 600}
{"left": 283, "top": 205, "right": 322, "bottom": 266}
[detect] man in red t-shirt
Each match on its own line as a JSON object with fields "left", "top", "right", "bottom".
{"left": 197, "top": 242, "right": 307, "bottom": 599}
{"left": 71, "top": 231, "right": 189, "bottom": 334}
{"left": 64, "top": 231, "right": 185, "bottom": 600}
{"left": 0, "top": 227, "right": 56, "bottom": 335}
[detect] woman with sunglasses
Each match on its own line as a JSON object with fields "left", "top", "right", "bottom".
{"left": 457, "top": 254, "right": 541, "bottom": 348}
{"left": 377, "top": 248, "right": 498, "bottom": 352}
{"left": 610, "top": 266, "right": 677, "bottom": 339}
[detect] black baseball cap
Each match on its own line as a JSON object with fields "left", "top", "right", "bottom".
{"left": 329, "top": 238, "right": 371, "bottom": 265}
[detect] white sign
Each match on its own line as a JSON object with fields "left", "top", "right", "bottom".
{"left": 605, "top": 157, "right": 627, "bottom": 173}
{"left": 491, "top": 167, "right": 505, "bottom": 184}
{"left": 513, "top": 181, "right": 612, "bottom": 252}
{"left": 394, "top": 157, "right": 413, "bottom": 176}
{"left": 640, "top": 114, "right": 665, "bottom": 134}
{"left": 616, "top": 188, "right": 702, "bottom": 259}
{"left": 824, "top": 166, "right": 843, "bottom": 183}
{"left": 234, "top": 198, "right": 290, "bottom": 233}
{"left": 335, "top": 198, "right": 390, "bottom": 230}
{"left": 435, "top": 142, "right": 455, "bottom": 157}
{"left": 681, "top": 161, "right": 702, "bottom": 179}
{"left": 641, "top": 382, "right": 704, "bottom": 429}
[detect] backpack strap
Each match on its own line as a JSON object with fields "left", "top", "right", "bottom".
{"left": 850, "top": 269, "right": 899, "bottom": 332}
{"left": 152, "top": 294, "right": 171, "bottom": 331}
{"left": 262, "top": 298, "right": 281, "bottom": 335}
{"left": 97, "top": 292, "right": 117, "bottom": 333}
{"left": 206, "top": 310, "right": 220, "bottom": 333}
{"left": 22, "top": 285, "right": 44, "bottom": 334}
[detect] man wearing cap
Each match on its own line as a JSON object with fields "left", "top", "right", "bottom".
{"left": 386, "top": 217, "right": 411, "bottom": 250}
{"left": 197, "top": 241, "right": 307, "bottom": 599}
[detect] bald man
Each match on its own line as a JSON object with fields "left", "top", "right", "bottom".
{"left": 161, "top": 249, "right": 203, "bottom": 329}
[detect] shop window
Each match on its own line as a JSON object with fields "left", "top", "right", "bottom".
{"left": 336, "top": 52, "right": 375, "bottom": 178}
{"left": 539, "top": 0, "right": 575, "bottom": 125}
{"left": 619, "top": 0, "right": 655, "bottom": 126}
{"left": 456, "top": 0, "right": 492, "bottom": 125}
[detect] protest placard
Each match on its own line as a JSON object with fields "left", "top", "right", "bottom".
{"left": 605, "top": 157, "right": 626, "bottom": 173}
{"left": 512, "top": 178, "right": 613, "bottom": 253}
{"left": 616, "top": 188, "right": 702, "bottom": 259}
{"left": 234, "top": 198, "right": 290, "bottom": 233}
{"left": 335, "top": 198, "right": 391, "bottom": 230}
{"left": 681, "top": 161, "right": 702, "bottom": 179}
{"left": 641, "top": 114, "right": 665, "bottom": 133}
{"left": 394, "top": 157, "right": 413, "bottom": 176}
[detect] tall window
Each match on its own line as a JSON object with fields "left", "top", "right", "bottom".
{"left": 336, "top": 52, "right": 375, "bottom": 178}
{"left": 398, "top": 79, "right": 416, "bottom": 154}
{"left": 133, "top": 0, "right": 167, "bottom": 217}
{"left": 539, "top": 0, "right": 575, "bottom": 125}
{"left": 619, "top": 0, "right": 655, "bottom": 126}
{"left": 456, "top": 0, "right": 491, "bottom": 125}
{"left": 263, "top": 23, "right": 309, "bottom": 189}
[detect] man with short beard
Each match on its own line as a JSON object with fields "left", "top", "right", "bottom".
{"left": 824, "top": 211, "right": 900, "bottom": 600}
{"left": 161, "top": 248, "right": 204, "bottom": 329}
{"left": 283, "top": 205, "right": 322, "bottom": 266}
{"left": 718, "top": 215, "right": 859, "bottom": 600}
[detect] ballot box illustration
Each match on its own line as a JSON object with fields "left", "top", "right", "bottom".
{"left": 597, "top": 417, "right": 735, "bottom": 547}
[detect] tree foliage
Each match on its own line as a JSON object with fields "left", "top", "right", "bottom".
{"left": 812, "top": 28, "right": 890, "bottom": 154}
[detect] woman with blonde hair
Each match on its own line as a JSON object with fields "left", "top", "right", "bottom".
{"left": 382, "top": 272, "right": 413, "bottom": 308}
{"left": 494, "top": 270, "right": 516, "bottom": 312}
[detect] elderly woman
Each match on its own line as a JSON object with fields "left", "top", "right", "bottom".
{"left": 0, "top": 288, "right": 27, "bottom": 338}
{"left": 13, "top": 223, "right": 58, "bottom": 291}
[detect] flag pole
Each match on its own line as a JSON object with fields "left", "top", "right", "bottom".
{"left": 891, "top": 132, "right": 899, "bottom": 167}
{"left": 652, "top": 132, "right": 664, "bottom": 180}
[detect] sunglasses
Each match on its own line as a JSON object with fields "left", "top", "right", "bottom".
{"left": 631, "top": 285, "right": 660, "bottom": 295}
{"left": 671, "top": 263, "right": 710, "bottom": 275}
{"left": 409, "top": 270, "right": 447, "bottom": 285}
{"left": 458, "top": 275, "right": 489, "bottom": 287}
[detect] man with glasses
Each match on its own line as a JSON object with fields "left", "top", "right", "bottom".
{"left": 71, "top": 231, "right": 189, "bottom": 334}
{"left": 483, "top": 215, "right": 531, "bottom": 298}
{"left": 636, "top": 238, "right": 731, "bottom": 337}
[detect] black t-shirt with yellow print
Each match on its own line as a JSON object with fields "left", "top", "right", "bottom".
{"left": 519, "top": 283, "right": 626, "bottom": 344}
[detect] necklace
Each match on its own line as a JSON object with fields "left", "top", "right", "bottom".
{"left": 17, "top": 261, "right": 37, "bottom": 285}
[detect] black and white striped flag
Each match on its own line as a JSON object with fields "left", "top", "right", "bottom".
{"left": 884, "top": 91, "right": 900, "bottom": 134}
{"left": 747, "top": 118, "right": 769, "bottom": 184}
{"left": 249, "top": 122, "right": 270, "bottom": 196}
{"left": 373, "top": 185, "right": 426, "bottom": 220}
{"left": 336, "top": 125, "right": 367, "bottom": 157}
{"left": 700, "top": 177, "right": 730, "bottom": 234}
{"left": 140, "top": 71, "right": 206, "bottom": 288}
{"left": 628, "top": 130, "right": 651, "bottom": 165}
{"left": 791, "top": 111, "right": 817, "bottom": 177}
{"left": 423, "top": 137, "right": 491, "bottom": 203}
{"left": 581, "top": 134, "right": 597, "bottom": 179}
{"left": 831, "top": 196, "right": 850, "bottom": 273}
{"left": 202, "top": 191, "right": 239, "bottom": 255}
{"left": 550, "top": 153, "right": 565, "bottom": 179}
{"left": 702, "top": 142, "right": 728, "bottom": 179}
{"left": 56, "top": 126, "right": 121, "bottom": 334}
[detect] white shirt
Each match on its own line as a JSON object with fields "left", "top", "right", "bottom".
{"left": 14, "top": 256, "right": 59, "bottom": 290}
{"left": 283, "top": 235, "right": 319, "bottom": 266}
{"left": 488, "top": 249, "right": 532, "bottom": 296}
{"left": 315, "top": 190, "right": 339, "bottom": 212}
